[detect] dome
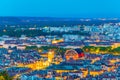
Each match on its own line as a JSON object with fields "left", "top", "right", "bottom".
{"left": 65, "top": 48, "right": 84, "bottom": 61}
{"left": 74, "top": 48, "right": 84, "bottom": 58}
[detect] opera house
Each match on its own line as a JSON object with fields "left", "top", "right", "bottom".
{"left": 65, "top": 48, "right": 85, "bottom": 61}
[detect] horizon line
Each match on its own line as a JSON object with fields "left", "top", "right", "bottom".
{"left": 0, "top": 16, "right": 120, "bottom": 19}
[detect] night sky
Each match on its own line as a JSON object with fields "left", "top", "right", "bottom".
{"left": 0, "top": 0, "right": 120, "bottom": 18}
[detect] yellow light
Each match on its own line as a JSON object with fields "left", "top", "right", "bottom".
{"left": 52, "top": 39, "right": 64, "bottom": 44}
{"left": 48, "top": 51, "right": 52, "bottom": 54}
{"left": 38, "top": 50, "right": 42, "bottom": 52}
{"left": 52, "top": 40, "right": 58, "bottom": 44}
{"left": 3, "top": 29, "right": 6, "bottom": 32}
{"left": 48, "top": 59, "right": 51, "bottom": 62}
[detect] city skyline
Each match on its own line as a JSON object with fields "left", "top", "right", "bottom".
{"left": 0, "top": 0, "right": 120, "bottom": 80}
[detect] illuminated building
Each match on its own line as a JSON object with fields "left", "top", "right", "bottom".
{"left": 52, "top": 38, "right": 64, "bottom": 44}
{"left": 48, "top": 50, "right": 55, "bottom": 62}
{"left": 52, "top": 55, "right": 63, "bottom": 64}
{"left": 0, "top": 45, "right": 3, "bottom": 48}
{"left": 112, "top": 42, "right": 120, "bottom": 49}
{"left": 65, "top": 48, "right": 84, "bottom": 61}
{"left": 17, "top": 45, "right": 26, "bottom": 50}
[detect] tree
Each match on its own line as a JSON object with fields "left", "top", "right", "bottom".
{"left": 0, "top": 76, "right": 5, "bottom": 80}
{"left": 0, "top": 71, "right": 13, "bottom": 80}
{"left": 25, "top": 46, "right": 38, "bottom": 50}
{"left": 110, "top": 47, "right": 120, "bottom": 55}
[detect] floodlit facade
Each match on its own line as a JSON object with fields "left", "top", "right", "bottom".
{"left": 65, "top": 48, "right": 84, "bottom": 61}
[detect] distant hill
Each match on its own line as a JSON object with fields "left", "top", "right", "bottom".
{"left": 0, "top": 17, "right": 120, "bottom": 26}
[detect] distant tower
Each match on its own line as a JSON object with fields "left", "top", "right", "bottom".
{"left": 48, "top": 50, "right": 55, "bottom": 62}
